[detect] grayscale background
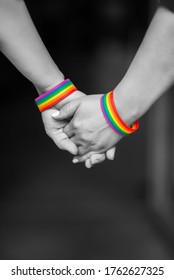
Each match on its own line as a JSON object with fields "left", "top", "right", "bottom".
{"left": 1, "top": 0, "right": 174, "bottom": 259}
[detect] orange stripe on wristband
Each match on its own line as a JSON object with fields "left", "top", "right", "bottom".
{"left": 35, "top": 79, "right": 77, "bottom": 112}
{"left": 100, "top": 91, "right": 139, "bottom": 136}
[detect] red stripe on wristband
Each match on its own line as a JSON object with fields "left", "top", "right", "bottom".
{"left": 35, "top": 79, "right": 77, "bottom": 112}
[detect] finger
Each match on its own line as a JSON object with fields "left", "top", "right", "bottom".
{"left": 70, "top": 135, "right": 83, "bottom": 146}
{"left": 52, "top": 99, "right": 80, "bottom": 120}
{"left": 85, "top": 159, "right": 92, "bottom": 169}
{"left": 64, "top": 121, "right": 74, "bottom": 138}
{"left": 78, "top": 145, "right": 91, "bottom": 156}
{"left": 89, "top": 153, "right": 106, "bottom": 166}
{"left": 42, "top": 109, "right": 67, "bottom": 129}
{"left": 50, "top": 129, "right": 78, "bottom": 155}
{"left": 72, "top": 151, "right": 97, "bottom": 163}
{"left": 106, "top": 146, "right": 116, "bottom": 160}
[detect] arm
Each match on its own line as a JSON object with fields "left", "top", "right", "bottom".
{"left": 114, "top": 6, "right": 174, "bottom": 128}
{"left": 0, "top": 0, "right": 63, "bottom": 92}
{"left": 0, "top": 0, "right": 116, "bottom": 161}
{"left": 55, "top": 6, "right": 174, "bottom": 158}
{"left": 0, "top": 0, "right": 78, "bottom": 155}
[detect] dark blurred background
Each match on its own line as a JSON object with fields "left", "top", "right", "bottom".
{"left": 1, "top": 0, "right": 174, "bottom": 259}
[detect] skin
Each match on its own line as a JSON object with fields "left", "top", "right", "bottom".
{"left": 0, "top": 0, "right": 116, "bottom": 166}
{"left": 53, "top": 7, "right": 174, "bottom": 162}
{"left": 54, "top": 94, "right": 122, "bottom": 155}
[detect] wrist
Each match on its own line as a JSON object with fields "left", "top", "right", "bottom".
{"left": 35, "top": 78, "right": 82, "bottom": 112}
{"left": 100, "top": 90, "right": 139, "bottom": 137}
{"left": 113, "top": 80, "right": 141, "bottom": 126}
{"left": 34, "top": 70, "right": 65, "bottom": 95}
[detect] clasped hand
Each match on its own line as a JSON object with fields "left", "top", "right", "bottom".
{"left": 42, "top": 91, "right": 121, "bottom": 168}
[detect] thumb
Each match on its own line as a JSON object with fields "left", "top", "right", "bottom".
{"left": 52, "top": 99, "right": 80, "bottom": 120}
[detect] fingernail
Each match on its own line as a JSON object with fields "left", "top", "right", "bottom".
{"left": 52, "top": 111, "right": 59, "bottom": 117}
{"left": 72, "top": 158, "right": 79, "bottom": 163}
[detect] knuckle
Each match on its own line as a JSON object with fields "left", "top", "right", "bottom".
{"left": 78, "top": 130, "right": 93, "bottom": 143}
{"left": 80, "top": 132, "right": 91, "bottom": 142}
{"left": 84, "top": 132, "right": 93, "bottom": 142}
{"left": 72, "top": 118, "right": 81, "bottom": 129}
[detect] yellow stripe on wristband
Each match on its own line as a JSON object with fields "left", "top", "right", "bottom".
{"left": 100, "top": 91, "right": 139, "bottom": 136}
{"left": 35, "top": 79, "right": 77, "bottom": 112}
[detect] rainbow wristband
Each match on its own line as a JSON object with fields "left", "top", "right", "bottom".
{"left": 35, "top": 79, "right": 77, "bottom": 112}
{"left": 100, "top": 91, "right": 139, "bottom": 136}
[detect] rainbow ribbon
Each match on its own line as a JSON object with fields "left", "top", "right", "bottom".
{"left": 35, "top": 79, "right": 77, "bottom": 112}
{"left": 100, "top": 91, "right": 139, "bottom": 136}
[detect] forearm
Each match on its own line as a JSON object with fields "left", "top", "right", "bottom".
{"left": 0, "top": 0, "right": 64, "bottom": 92}
{"left": 114, "top": 7, "right": 174, "bottom": 125}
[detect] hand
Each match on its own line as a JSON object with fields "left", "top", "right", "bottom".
{"left": 41, "top": 90, "right": 85, "bottom": 155}
{"left": 42, "top": 91, "right": 116, "bottom": 165}
{"left": 53, "top": 94, "right": 122, "bottom": 157}
{"left": 72, "top": 146, "right": 116, "bottom": 168}
{"left": 41, "top": 107, "right": 77, "bottom": 154}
